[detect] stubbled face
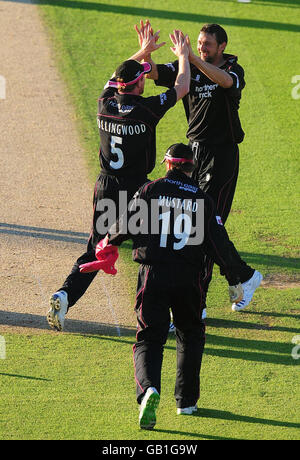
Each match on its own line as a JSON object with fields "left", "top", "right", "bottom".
{"left": 197, "top": 32, "right": 225, "bottom": 64}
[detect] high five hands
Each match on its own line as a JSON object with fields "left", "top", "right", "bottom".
{"left": 134, "top": 19, "right": 190, "bottom": 58}
{"left": 134, "top": 19, "right": 166, "bottom": 56}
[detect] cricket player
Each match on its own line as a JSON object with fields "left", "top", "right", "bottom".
{"left": 135, "top": 21, "right": 251, "bottom": 316}
{"left": 80, "top": 143, "right": 262, "bottom": 429}
{"left": 47, "top": 28, "right": 191, "bottom": 331}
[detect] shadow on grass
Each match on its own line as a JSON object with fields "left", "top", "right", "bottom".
{"left": 154, "top": 406, "right": 300, "bottom": 438}
{"left": 0, "top": 222, "right": 88, "bottom": 245}
{"left": 1, "top": 279, "right": 298, "bottom": 364}
{"left": 206, "top": 333, "right": 293, "bottom": 355}
{"left": 243, "top": 310, "right": 300, "bottom": 321}
{"left": 239, "top": 251, "right": 299, "bottom": 270}
{"left": 206, "top": 316, "right": 300, "bottom": 334}
{"left": 1, "top": 310, "right": 298, "bottom": 365}
{"left": 198, "top": 408, "right": 300, "bottom": 430}
{"left": 166, "top": 332, "right": 297, "bottom": 366}
{"left": 0, "top": 310, "right": 136, "bottom": 336}
{"left": 85, "top": 330, "right": 297, "bottom": 366}
{"left": 3, "top": 0, "right": 300, "bottom": 33}
{"left": 153, "top": 428, "right": 242, "bottom": 440}
{"left": 0, "top": 372, "right": 51, "bottom": 381}
{"left": 203, "top": 345, "right": 295, "bottom": 365}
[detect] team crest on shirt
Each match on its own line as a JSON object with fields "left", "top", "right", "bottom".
{"left": 160, "top": 93, "right": 167, "bottom": 105}
{"left": 216, "top": 216, "right": 223, "bottom": 226}
{"left": 191, "top": 74, "right": 201, "bottom": 82}
{"left": 166, "top": 63, "right": 176, "bottom": 72}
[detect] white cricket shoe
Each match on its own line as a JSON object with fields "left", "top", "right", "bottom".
{"left": 139, "top": 387, "right": 160, "bottom": 430}
{"left": 177, "top": 404, "right": 198, "bottom": 415}
{"left": 47, "top": 290, "right": 68, "bottom": 331}
{"left": 232, "top": 270, "right": 263, "bottom": 312}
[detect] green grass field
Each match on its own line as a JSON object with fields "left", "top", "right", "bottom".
{"left": 1, "top": 0, "right": 300, "bottom": 441}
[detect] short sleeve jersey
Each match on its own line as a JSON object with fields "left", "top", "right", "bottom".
{"left": 108, "top": 169, "right": 248, "bottom": 285}
{"left": 155, "top": 54, "right": 245, "bottom": 145}
{"left": 97, "top": 86, "right": 177, "bottom": 176}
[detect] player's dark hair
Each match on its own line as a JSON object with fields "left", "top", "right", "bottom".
{"left": 117, "top": 78, "right": 138, "bottom": 93}
{"left": 169, "top": 162, "right": 195, "bottom": 174}
{"left": 200, "top": 24, "right": 228, "bottom": 45}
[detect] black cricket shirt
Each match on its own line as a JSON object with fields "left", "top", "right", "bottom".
{"left": 97, "top": 86, "right": 177, "bottom": 177}
{"left": 108, "top": 169, "right": 251, "bottom": 285}
{"left": 155, "top": 54, "right": 245, "bottom": 145}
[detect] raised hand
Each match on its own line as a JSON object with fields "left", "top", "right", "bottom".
{"left": 169, "top": 30, "right": 189, "bottom": 58}
{"left": 134, "top": 19, "right": 166, "bottom": 55}
{"left": 185, "top": 34, "right": 196, "bottom": 61}
{"left": 135, "top": 19, "right": 150, "bottom": 48}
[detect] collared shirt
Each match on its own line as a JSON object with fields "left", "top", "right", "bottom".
{"left": 108, "top": 169, "right": 248, "bottom": 285}
{"left": 97, "top": 86, "right": 177, "bottom": 176}
{"left": 155, "top": 54, "right": 245, "bottom": 145}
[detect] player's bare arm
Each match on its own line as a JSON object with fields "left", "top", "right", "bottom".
{"left": 169, "top": 30, "right": 191, "bottom": 101}
{"left": 187, "top": 35, "right": 233, "bottom": 88}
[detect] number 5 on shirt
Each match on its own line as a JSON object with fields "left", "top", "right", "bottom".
{"left": 110, "top": 135, "right": 124, "bottom": 169}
